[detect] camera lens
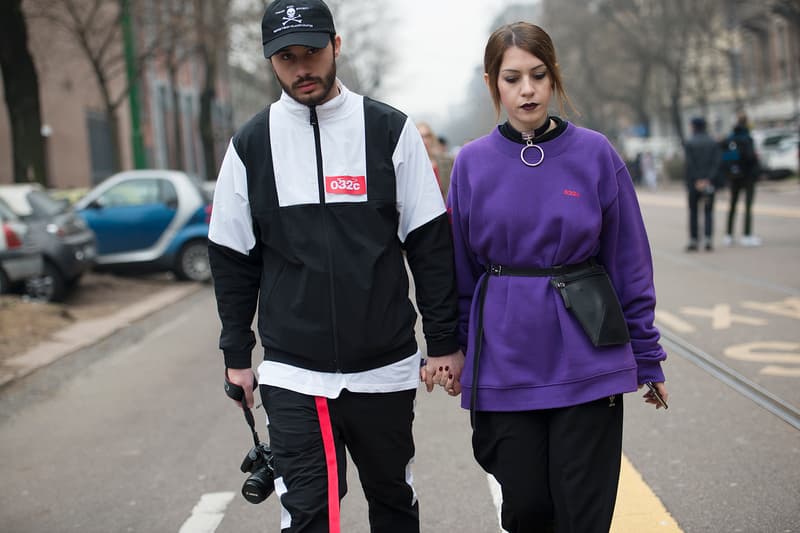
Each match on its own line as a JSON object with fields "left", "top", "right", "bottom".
{"left": 242, "top": 469, "right": 275, "bottom": 504}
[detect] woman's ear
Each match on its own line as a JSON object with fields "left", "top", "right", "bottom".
{"left": 483, "top": 72, "right": 490, "bottom": 89}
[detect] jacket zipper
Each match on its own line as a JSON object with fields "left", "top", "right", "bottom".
{"left": 310, "top": 106, "right": 341, "bottom": 370}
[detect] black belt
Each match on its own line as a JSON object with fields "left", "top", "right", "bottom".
{"left": 469, "top": 259, "right": 594, "bottom": 428}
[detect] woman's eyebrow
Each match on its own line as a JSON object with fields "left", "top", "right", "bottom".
{"left": 500, "top": 64, "right": 546, "bottom": 74}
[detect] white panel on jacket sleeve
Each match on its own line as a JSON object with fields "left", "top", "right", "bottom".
{"left": 394, "top": 118, "right": 446, "bottom": 242}
{"left": 208, "top": 140, "right": 256, "bottom": 255}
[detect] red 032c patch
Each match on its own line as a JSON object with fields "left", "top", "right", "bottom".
{"left": 325, "top": 175, "right": 366, "bottom": 195}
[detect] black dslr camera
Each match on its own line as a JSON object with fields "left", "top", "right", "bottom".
{"left": 225, "top": 375, "right": 276, "bottom": 504}
{"left": 240, "top": 441, "right": 275, "bottom": 503}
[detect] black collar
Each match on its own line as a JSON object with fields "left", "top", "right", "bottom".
{"left": 500, "top": 116, "right": 568, "bottom": 144}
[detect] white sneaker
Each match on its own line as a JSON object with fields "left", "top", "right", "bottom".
{"left": 722, "top": 235, "right": 733, "bottom": 247}
{"left": 739, "top": 235, "right": 762, "bottom": 247}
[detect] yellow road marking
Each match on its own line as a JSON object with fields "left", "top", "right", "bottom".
{"left": 761, "top": 365, "right": 800, "bottom": 377}
{"left": 742, "top": 298, "right": 800, "bottom": 321}
{"left": 612, "top": 455, "right": 683, "bottom": 532}
{"left": 655, "top": 310, "right": 696, "bottom": 333}
{"left": 637, "top": 191, "right": 800, "bottom": 219}
{"left": 724, "top": 342, "right": 800, "bottom": 366}
{"left": 681, "top": 304, "right": 768, "bottom": 329}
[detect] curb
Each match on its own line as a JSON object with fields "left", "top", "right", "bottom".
{"left": 0, "top": 283, "right": 202, "bottom": 388}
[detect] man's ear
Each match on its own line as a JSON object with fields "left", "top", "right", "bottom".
{"left": 333, "top": 35, "right": 342, "bottom": 58}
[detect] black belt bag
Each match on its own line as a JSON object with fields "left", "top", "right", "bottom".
{"left": 547, "top": 261, "right": 630, "bottom": 347}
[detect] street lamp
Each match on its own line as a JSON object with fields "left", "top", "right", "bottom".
{"left": 40, "top": 124, "right": 52, "bottom": 186}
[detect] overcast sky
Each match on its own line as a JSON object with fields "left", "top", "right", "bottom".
{"left": 380, "top": 0, "right": 540, "bottom": 125}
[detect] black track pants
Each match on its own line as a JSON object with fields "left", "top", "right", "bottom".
{"left": 472, "top": 395, "right": 624, "bottom": 533}
{"left": 261, "top": 385, "right": 419, "bottom": 533}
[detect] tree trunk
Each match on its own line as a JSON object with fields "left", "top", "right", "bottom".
{"left": 96, "top": 77, "right": 121, "bottom": 173}
{"left": 108, "top": 109, "right": 122, "bottom": 176}
{"left": 199, "top": 46, "right": 217, "bottom": 180}
{"left": 0, "top": 0, "right": 47, "bottom": 185}
{"left": 670, "top": 76, "right": 685, "bottom": 146}
{"left": 169, "top": 64, "right": 184, "bottom": 170}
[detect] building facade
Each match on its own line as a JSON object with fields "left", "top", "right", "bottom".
{"left": 0, "top": 0, "right": 232, "bottom": 189}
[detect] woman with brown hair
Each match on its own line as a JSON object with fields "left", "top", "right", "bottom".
{"left": 444, "top": 22, "right": 669, "bottom": 533}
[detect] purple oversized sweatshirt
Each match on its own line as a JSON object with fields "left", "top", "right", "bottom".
{"left": 448, "top": 124, "right": 666, "bottom": 411}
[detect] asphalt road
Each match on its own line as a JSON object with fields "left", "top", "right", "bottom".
{"left": 0, "top": 181, "right": 798, "bottom": 533}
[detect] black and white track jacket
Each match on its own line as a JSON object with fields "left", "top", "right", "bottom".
{"left": 208, "top": 84, "right": 459, "bottom": 373}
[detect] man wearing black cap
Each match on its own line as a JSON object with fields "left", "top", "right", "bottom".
{"left": 207, "top": 1, "right": 464, "bottom": 531}
{"left": 684, "top": 116, "right": 722, "bottom": 251}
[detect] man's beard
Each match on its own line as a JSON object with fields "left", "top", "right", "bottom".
{"left": 278, "top": 60, "right": 338, "bottom": 106}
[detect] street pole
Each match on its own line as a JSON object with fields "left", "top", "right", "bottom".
{"left": 121, "top": 0, "right": 146, "bottom": 169}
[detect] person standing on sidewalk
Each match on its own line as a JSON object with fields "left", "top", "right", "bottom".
{"left": 417, "top": 121, "right": 454, "bottom": 199}
{"left": 208, "top": 1, "right": 464, "bottom": 531}
{"left": 684, "top": 116, "right": 722, "bottom": 251}
{"left": 447, "top": 22, "right": 669, "bottom": 533}
{"left": 722, "top": 112, "right": 763, "bottom": 247}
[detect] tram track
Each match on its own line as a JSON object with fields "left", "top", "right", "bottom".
{"left": 659, "top": 325, "right": 800, "bottom": 431}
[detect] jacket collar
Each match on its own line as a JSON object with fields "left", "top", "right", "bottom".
{"left": 278, "top": 79, "right": 351, "bottom": 120}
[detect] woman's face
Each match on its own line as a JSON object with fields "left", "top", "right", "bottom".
{"left": 491, "top": 46, "right": 553, "bottom": 133}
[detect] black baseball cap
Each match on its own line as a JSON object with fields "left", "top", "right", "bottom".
{"left": 262, "top": 0, "right": 336, "bottom": 59}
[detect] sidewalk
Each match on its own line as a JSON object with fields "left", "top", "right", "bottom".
{"left": 0, "top": 283, "right": 201, "bottom": 388}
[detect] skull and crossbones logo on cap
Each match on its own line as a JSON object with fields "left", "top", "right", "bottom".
{"left": 282, "top": 6, "right": 302, "bottom": 25}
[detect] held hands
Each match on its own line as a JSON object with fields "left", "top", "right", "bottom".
{"left": 694, "top": 179, "right": 711, "bottom": 192}
{"left": 226, "top": 367, "right": 257, "bottom": 409}
{"left": 420, "top": 350, "right": 465, "bottom": 397}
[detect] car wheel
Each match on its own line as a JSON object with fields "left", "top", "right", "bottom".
{"left": 65, "top": 273, "right": 83, "bottom": 289}
{"left": 26, "top": 261, "right": 67, "bottom": 302}
{"left": 175, "top": 240, "right": 211, "bottom": 282}
{"left": 0, "top": 269, "right": 8, "bottom": 294}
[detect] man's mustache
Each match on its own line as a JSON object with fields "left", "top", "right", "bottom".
{"left": 293, "top": 76, "right": 321, "bottom": 89}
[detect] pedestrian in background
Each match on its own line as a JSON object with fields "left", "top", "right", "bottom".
{"left": 447, "top": 21, "right": 668, "bottom": 533}
{"left": 208, "top": 0, "right": 464, "bottom": 531}
{"left": 417, "top": 121, "right": 454, "bottom": 199}
{"left": 684, "top": 116, "right": 722, "bottom": 251}
{"left": 640, "top": 150, "right": 658, "bottom": 190}
{"left": 722, "top": 112, "right": 762, "bottom": 247}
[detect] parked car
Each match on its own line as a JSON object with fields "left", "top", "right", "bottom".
{"left": 0, "top": 199, "right": 44, "bottom": 295}
{"left": 761, "top": 133, "right": 798, "bottom": 180}
{"left": 753, "top": 128, "right": 799, "bottom": 180}
{"left": 0, "top": 184, "right": 97, "bottom": 302}
{"left": 73, "top": 170, "right": 212, "bottom": 282}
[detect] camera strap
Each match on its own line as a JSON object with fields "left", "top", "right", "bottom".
{"left": 224, "top": 374, "right": 263, "bottom": 447}
{"left": 241, "top": 405, "right": 261, "bottom": 448}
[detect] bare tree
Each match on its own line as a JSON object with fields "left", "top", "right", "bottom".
{"left": 195, "top": 0, "right": 233, "bottom": 178}
{"left": 543, "top": 0, "right": 653, "bottom": 136}
{"left": 27, "top": 0, "right": 158, "bottom": 172}
{"left": 326, "top": 0, "right": 394, "bottom": 95}
{"left": 0, "top": 0, "right": 48, "bottom": 184}
{"left": 147, "top": 1, "right": 198, "bottom": 170}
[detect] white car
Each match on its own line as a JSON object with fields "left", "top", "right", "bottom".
{"left": 761, "top": 134, "right": 798, "bottom": 178}
{"left": 754, "top": 129, "right": 799, "bottom": 180}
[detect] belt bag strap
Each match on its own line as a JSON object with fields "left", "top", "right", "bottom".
{"left": 487, "top": 259, "right": 595, "bottom": 277}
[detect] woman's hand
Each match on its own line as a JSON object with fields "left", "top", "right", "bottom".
{"left": 640, "top": 381, "right": 669, "bottom": 409}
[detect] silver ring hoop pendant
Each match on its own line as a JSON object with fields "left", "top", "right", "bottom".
{"left": 520, "top": 144, "right": 545, "bottom": 167}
